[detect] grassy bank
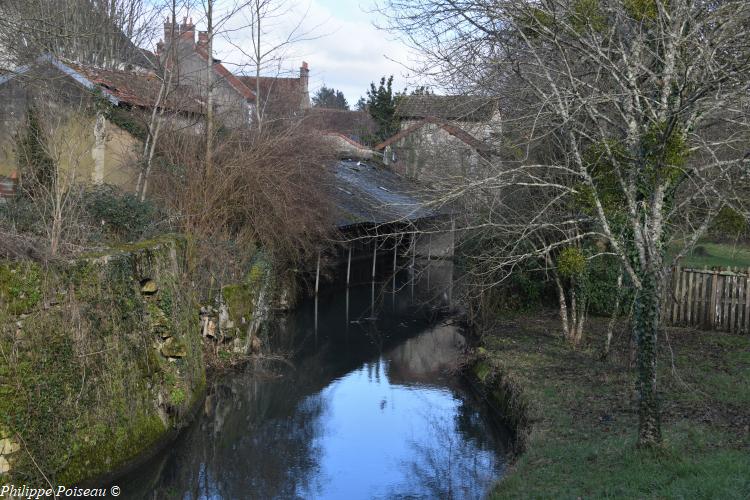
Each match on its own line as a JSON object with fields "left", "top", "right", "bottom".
{"left": 478, "top": 311, "right": 750, "bottom": 498}
{"left": 674, "top": 241, "right": 750, "bottom": 268}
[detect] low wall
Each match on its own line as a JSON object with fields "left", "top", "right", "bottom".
{"left": 0, "top": 236, "right": 205, "bottom": 486}
{"left": 466, "top": 347, "right": 533, "bottom": 453}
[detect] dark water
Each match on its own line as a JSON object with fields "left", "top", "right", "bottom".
{"left": 119, "top": 262, "right": 508, "bottom": 499}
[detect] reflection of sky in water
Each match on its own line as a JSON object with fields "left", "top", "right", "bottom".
{"left": 295, "top": 359, "right": 502, "bottom": 500}
{"left": 117, "top": 276, "right": 506, "bottom": 500}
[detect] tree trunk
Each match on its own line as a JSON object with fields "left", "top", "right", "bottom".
{"left": 553, "top": 269, "right": 570, "bottom": 339}
{"left": 602, "top": 269, "right": 623, "bottom": 359}
{"left": 633, "top": 271, "right": 662, "bottom": 446}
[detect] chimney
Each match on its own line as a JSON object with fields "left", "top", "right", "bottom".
{"left": 197, "top": 31, "right": 209, "bottom": 50}
{"left": 300, "top": 61, "right": 310, "bottom": 108}
{"left": 163, "top": 16, "right": 195, "bottom": 46}
{"left": 300, "top": 61, "right": 309, "bottom": 90}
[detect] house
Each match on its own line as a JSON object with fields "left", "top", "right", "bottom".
{"left": 156, "top": 18, "right": 314, "bottom": 128}
{"left": 238, "top": 63, "right": 311, "bottom": 125}
{"left": 157, "top": 18, "right": 256, "bottom": 128}
{"left": 395, "top": 95, "right": 501, "bottom": 138}
{"left": 374, "top": 116, "right": 495, "bottom": 183}
{"left": 0, "top": 54, "right": 203, "bottom": 193}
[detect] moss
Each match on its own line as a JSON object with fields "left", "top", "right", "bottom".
{"left": 473, "top": 360, "right": 492, "bottom": 383}
{"left": 58, "top": 414, "right": 166, "bottom": 485}
{"left": 0, "top": 262, "right": 43, "bottom": 315}
{"left": 170, "top": 388, "right": 186, "bottom": 407}
{"left": 220, "top": 255, "right": 271, "bottom": 338}
{"left": 624, "top": 0, "right": 661, "bottom": 21}
{"left": 0, "top": 235, "right": 205, "bottom": 487}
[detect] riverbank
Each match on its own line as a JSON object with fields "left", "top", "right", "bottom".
{"left": 473, "top": 310, "right": 750, "bottom": 498}
{"left": 0, "top": 236, "right": 280, "bottom": 487}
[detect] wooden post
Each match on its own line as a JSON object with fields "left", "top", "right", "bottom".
{"left": 346, "top": 246, "right": 352, "bottom": 288}
{"left": 315, "top": 251, "right": 321, "bottom": 296}
{"left": 723, "top": 268, "right": 731, "bottom": 331}
{"left": 745, "top": 267, "right": 750, "bottom": 334}
{"left": 735, "top": 268, "right": 745, "bottom": 333}
{"left": 371, "top": 237, "right": 377, "bottom": 316}
{"left": 411, "top": 234, "right": 416, "bottom": 301}
{"left": 702, "top": 266, "right": 709, "bottom": 328}
{"left": 393, "top": 236, "right": 398, "bottom": 294}
{"left": 729, "top": 268, "right": 737, "bottom": 333}
{"left": 685, "top": 272, "right": 695, "bottom": 325}
{"left": 710, "top": 268, "right": 719, "bottom": 330}
{"left": 670, "top": 264, "right": 682, "bottom": 325}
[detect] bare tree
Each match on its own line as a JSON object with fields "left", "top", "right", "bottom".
{"left": 378, "top": 0, "right": 750, "bottom": 446}
{"left": 0, "top": 0, "right": 159, "bottom": 69}
{"left": 229, "top": 0, "right": 319, "bottom": 130}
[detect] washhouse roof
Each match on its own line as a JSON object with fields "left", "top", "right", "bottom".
{"left": 331, "top": 159, "right": 445, "bottom": 228}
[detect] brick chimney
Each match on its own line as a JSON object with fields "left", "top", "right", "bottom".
{"left": 197, "top": 31, "right": 209, "bottom": 50}
{"left": 163, "top": 17, "right": 195, "bottom": 47}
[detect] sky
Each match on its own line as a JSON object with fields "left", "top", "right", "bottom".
{"left": 207, "top": 0, "right": 419, "bottom": 107}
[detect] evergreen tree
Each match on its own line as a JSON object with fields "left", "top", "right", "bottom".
{"left": 355, "top": 97, "right": 367, "bottom": 111}
{"left": 366, "top": 76, "right": 400, "bottom": 142}
{"left": 312, "top": 86, "right": 349, "bottom": 110}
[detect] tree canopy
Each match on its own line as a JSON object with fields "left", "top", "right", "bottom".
{"left": 366, "top": 75, "right": 400, "bottom": 142}
{"left": 312, "top": 86, "right": 349, "bottom": 110}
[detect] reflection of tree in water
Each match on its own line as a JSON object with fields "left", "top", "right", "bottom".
{"left": 391, "top": 407, "right": 502, "bottom": 500}
{"left": 140, "top": 367, "right": 328, "bottom": 500}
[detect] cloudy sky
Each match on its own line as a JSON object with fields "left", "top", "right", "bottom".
{"left": 207, "top": 0, "right": 420, "bottom": 107}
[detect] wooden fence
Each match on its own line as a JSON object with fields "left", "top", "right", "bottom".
{"left": 664, "top": 266, "right": 750, "bottom": 333}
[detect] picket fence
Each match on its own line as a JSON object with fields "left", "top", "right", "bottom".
{"left": 664, "top": 266, "right": 750, "bottom": 333}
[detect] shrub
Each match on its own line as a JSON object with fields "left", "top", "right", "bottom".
{"left": 83, "top": 184, "right": 157, "bottom": 242}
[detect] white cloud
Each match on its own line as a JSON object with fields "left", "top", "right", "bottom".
{"left": 207, "top": 0, "right": 418, "bottom": 106}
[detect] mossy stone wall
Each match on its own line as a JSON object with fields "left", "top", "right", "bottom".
{"left": 0, "top": 235, "right": 205, "bottom": 487}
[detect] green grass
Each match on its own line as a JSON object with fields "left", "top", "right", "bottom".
{"left": 675, "top": 241, "right": 750, "bottom": 269}
{"left": 480, "top": 313, "right": 750, "bottom": 499}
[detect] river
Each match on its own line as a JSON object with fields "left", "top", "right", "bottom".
{"left": 118, "top": 260, "right": 509, "bottom": 499}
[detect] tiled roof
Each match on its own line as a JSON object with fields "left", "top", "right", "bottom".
{"left": 374, "top": 117, "right": 494, "bottom": 154}
{"left": 302, "top": 109, "right": 376, "bottom": 136}
{"left": 195, "top": 46, "right": 255, "bottom": 101}
{"left": 396, "top": 95, "right": 498, "bottom": 121}
{"left": 66, "top": 61, "right": 204, "bottom": 114}
{"left": 237, "top": 75, "right": 307, "bottom": 116}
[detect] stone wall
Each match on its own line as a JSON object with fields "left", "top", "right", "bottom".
{"left": 0, "top": 236, "right": 205, "bottom": 486}
{"left": 389, "top": 122, "right": 481, "bottom": 184}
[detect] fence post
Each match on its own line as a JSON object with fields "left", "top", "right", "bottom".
{"left": 722, "top": 268, "right": 730, "bottom": 331}
{"left": 710, "top": 268, "right": 719, "bottom": 330}
{"left": 702, "top": 266, "right": 709, "bottom": 328}
{"left": 669, "top": 264, "right": 681, "bottom": 326}
{"left": 685, "top": 271, "right": 695, "bottom": 325}
{"left": 745, "top": 267, "right": 750, "bottom": 334}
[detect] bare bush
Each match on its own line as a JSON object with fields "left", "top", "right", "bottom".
{"left": 149, "top": 124, "right": 337, "bottom": 292}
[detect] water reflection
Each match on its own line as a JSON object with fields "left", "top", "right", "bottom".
{"left": 118, "top": 262, "right": 507, "bottom": 499}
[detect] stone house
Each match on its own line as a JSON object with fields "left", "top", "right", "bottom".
{"left": 0, "top": 54, "right": 204, "bottom": 193}
{"left": 156, "top": 18, "right": 314, "bottom": 129}
{"left": 374, "top": 95, "right": 499, "bottom": 183}
{"left": 374, "top": 116, "right": 495, "bottom": 184}
{"left": 157, "top": 19, "right": 256, "bottom": 128}
{"left": 395, "top": 95, "right": 501, "bottom": 139}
